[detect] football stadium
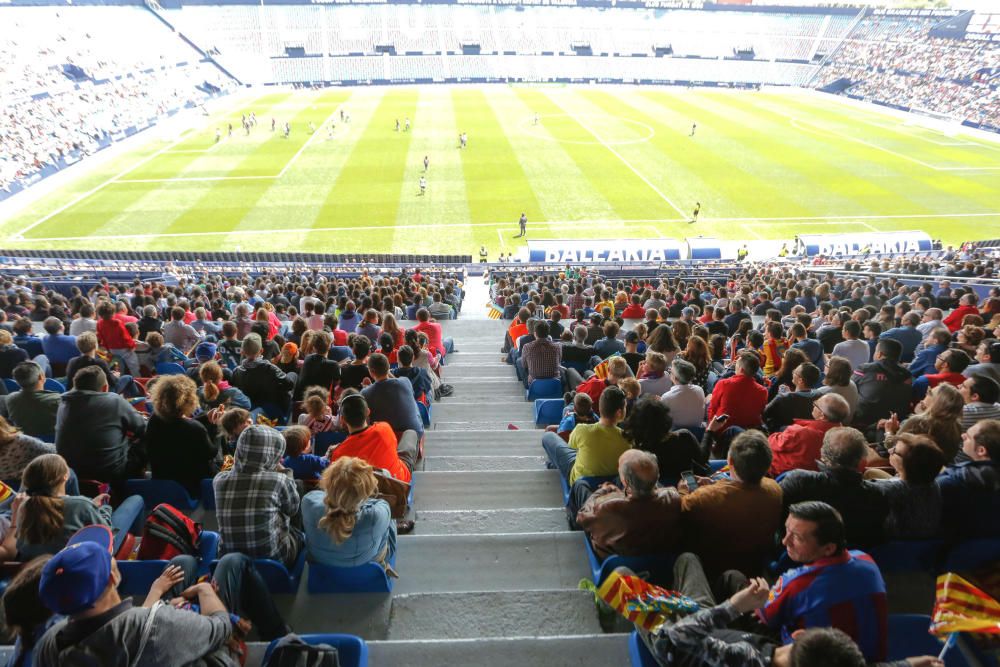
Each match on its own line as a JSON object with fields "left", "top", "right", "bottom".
{"left": 1, "top": 0, "right": 1000, "bottom": 666}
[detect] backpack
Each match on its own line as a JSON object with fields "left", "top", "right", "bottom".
{"left": 137, "top": 503, "right": 201, "bottom": 561}
{"left": 264, "top": 634, "right": 340, "bottom": 667}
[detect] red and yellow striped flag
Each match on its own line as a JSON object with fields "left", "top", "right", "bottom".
{"left": 597, "top": 569, "right": 699, "bottom": 633}
{"left": 486, "top": 303, "right": 503, "bottom": 320}
{"left": 931, "top": 572, "right": 1000, "bottom": 637}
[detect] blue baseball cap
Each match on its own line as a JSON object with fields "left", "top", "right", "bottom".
{"left": 39, "top": 525, "right": 114, "bottom": 615}
{"left": 195, "top": 342, "right": 218, "bottom": 360}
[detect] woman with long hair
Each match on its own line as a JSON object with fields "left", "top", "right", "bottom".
{"left": 768, "top": 347, "right": 809, "bottom": 402}
{"left": 10, "top": 454, "right": 143, "bottom": 559}
{"left": 301, "top": 456, "right": 397, "bottom": 574}
{"left": 671, "top": 320, "right": 691, "bottom": 351}
{"left": 882, "top": 383, "right": 964, "bottom": 463}
{"left": 382, "top": 312, "right": 405, "bottom": 348}
{"left": 677, "top": 335, "right": 711, "bottom": 392}
{"left": 2, "top": 555, "right": 54, "bottom": 667}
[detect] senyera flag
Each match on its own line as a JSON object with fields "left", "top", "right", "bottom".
{"left": 932, "top": 572, "right": 1000, "bottom": 637}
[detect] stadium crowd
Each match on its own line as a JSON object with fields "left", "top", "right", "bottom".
{"left": 0, "top": 266, "right": 462, "bottom": 664}
{"left": 820, "top": 22, "right": 1000, "bottom": 130}
{"left": 498, "top": 259, "right": 999, "bottom": 666}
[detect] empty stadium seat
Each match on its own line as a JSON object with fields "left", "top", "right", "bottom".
{"left": 306, "top": 552, "right": 397, "bottom": 593}
{"left": 2, "top": 379, "right": 17, "bottom": 393}
{"left": 534, "top": 398, "right": 563, "bottom": 427}
{"left": 43, "top": 378, "right": 66, "bottom": 393}
{"left": 417, "top": 400, "right": 432, "bottom": 427}
{"left": 200, "top": 478, "right": 216, "bottom": 511}
{"left": 526, "top": 378, "right": 562, "bottom": 401}
{"left": 940, "top": 539, "right": 1000, "bottom": 573}
{"left": 869, "top": 540, "right": 945, "bottom": 575}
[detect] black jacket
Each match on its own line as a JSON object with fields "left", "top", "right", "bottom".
{"left": 853, "top": 360, "right": 912, "bottom": 427}
{"left": 145, "top": 414, "right": 218, "bottom": 493}
{"left": 780, "top": 466, "right": 889, "bottom": 548}
{"left": 231, "top": 359, "right": 294, "bottom": 407}
{"left": 55, "top": 389, "right": 146, "bottom": 481}
{"left": 294, "top": 353, "right": 342, "bottom": 401}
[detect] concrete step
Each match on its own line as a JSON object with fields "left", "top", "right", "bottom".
{"left": 420, "top": 455, "right": 546, "bottom": 472}
{"left": 386, "top": 590, "right": 604, "bottom": 640}
{"left": 368, "top": 634, "right": 631, "bottom": 667}
{"left": 414, "top": 508, "right": 570, "bottom": 535}
{"left": 393, "top": 533, "right": 589, "bottom": 594}
{"left": 424, "top": 430, "right": 545, "bottom": 455}
{"left": 412, "top": 470, "right": 564, "bottom": 511}
{"left": 432, "top": 402, "right": 535, "bottom": 424}
{"left": 444, "top": 379, "right": 527, "bottom": 398}
{"left": 434, "top": 420, "right": 536, "bottom": 431}
{"left": 442, "top": 364, "right": 515, "bottom": 379}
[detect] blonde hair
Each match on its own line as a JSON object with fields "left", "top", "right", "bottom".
{"left": 607, "top": 356, "right": 630, "bottom": 380}
{"left": 318, "top": 457, "right": 378, "bottom": 544}
{"left": 146, "top": 331, "right": 164, "bottom": 350}
{"left": 0, "top": 415, "right": 20, "bottom": 446}
{"left": 199, "top": 361, "right": 224, "bottom": 403}
{"left": 645, "top": 351, "right": 667, "bottom": 374}
{"left": 619, "top": 377, "right": 641, "bottom": 399}
{"left": 76, "top": 331, "right": 98, "bottom": 354}
{"left": 0, "top": 330, "right": 11, "bottom": 346}
{"left": 150, "top": 374, "right": 199, "bottom": 419}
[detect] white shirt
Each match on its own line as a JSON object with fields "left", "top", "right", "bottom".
{"left": 831, "top": 339, "right": 870, "bottom": 371}
{"left": 661, "top": 383, "right": 706, "bottom": 429}
{"left": 69, "top": 317, "right": 97, "bottom": 337}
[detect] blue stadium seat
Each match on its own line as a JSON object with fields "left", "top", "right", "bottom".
{"left": 534, "top": 399, "right": 564, "bottom": 427}
{"left": 628, "top": 631, "right": 658, "bottom": 667}
{"left": 583, "top": 535, "right": 675, "bottom": 586}
{"left": 262, "top": 634, "right": 368, "bottom": 667}
{"left": 306, "top": 552, "right": 396, "bottom": 593}
{"left": 869, "top": 540, "right": 945, "bottom": 574}
{"left": 200, "top": 478, "right": 216, "bottom": 511}
{"left": 417, "top": 400, "right": 431, "bottom": 427}
{"left": 560, "top": 474, "right": 617, "bottom": 506}
{"left": 43, "top": 378, "right": 66, "bottom": 393}
{"left": 155, "top": 362, "right": 186, "bottom": 376}
{"left": 563, "top": 360, "right": 590, "bottom": 375}
{"left": 2, "top": 379, "right": 18, "bottom": 393}
{"left": 526, "top": 378, "right": 562, "bottom": 401}
{"left": 941, "top": 538, "right": 1000, "bottom": 573}
{"left": 118, "top": 531, "right": 220, "bottom": 595}
{"left": 125, "top": 478, "right": 199, "bottom": 511}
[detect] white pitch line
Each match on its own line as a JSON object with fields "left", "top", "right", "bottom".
{"left": 551, "top": 95, "right": 688, "bottom": 218}
{"left": 19, "top": 212, "right": 997, "bottom": 243}
{"left": 496, "top": 229, "right": 507, "bottom": 249}
{"left": 12, "top": 131, "right": 196, "bottom": 240}
{"left": 276, "top": 103, "right": 344, "bottom": 178}
{"left": 115, "top": 175, "right": 278, "bottom": 184}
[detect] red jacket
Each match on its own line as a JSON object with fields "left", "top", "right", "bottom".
{"left": 97, "top": 318, "right": 135, "bottom": 350}
{"left": 924, "top": 371, "right": 966, "bottom": 389}
{"left": 414, "top": 320, "right": 444, "bottom": 357}
{"left": 621, "top": 304, "right": 646, "bottom": 319}
{"left": 942, "top": 305, "right": 979, "bottom": 332}
{"left": 769, "top": 419, "right": 840, "bottom": 477}
{"left": 332, "top": 329, "right": 348, "bottom": 347}
{"left": 576, "top": 376, "right": 612, "bottom": 406}
{"left": 708, "top": 373, "right": 767, "bottom": 429}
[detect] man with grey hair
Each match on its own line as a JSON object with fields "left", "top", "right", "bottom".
{"left": 576, "top": 450, "right": 681, "bottom": 560}
{"left": 1, "top": 360, "right": 60, "bottom": 437}
{"left": 231, "top": 333, "right": 295, "bottom": 410}
{"left": 660, "top": 358, "right": 705, "bottom": 430}
{"left": 916, "top": 307, "right": 944, "bottom": 337}
{"left": 768, "top": 393, "right": 850, "bottom": 477}
{"left": 780, "top": 426, "right": 889, "bottom": 548}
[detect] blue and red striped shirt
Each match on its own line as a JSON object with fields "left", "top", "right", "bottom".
{"left": 758, "top": 550, "right": 888, "bottom": 662}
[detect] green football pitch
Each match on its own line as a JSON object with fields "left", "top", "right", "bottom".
{"left": 2, "top": 85, "right": 999, "bottom": 255}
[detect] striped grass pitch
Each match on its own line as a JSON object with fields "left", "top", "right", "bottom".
{"left": 2, "top": 85, "right": 999, "bottom": 254}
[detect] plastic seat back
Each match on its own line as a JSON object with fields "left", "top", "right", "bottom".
{"left": 534, "top": 399, "right": 564, "bottom": 427}
{"left": 124, "top": 478, "right": 199, "bottom": 511}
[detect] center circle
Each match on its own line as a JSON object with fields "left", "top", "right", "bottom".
{"left": 523, "top": 113, "right": 656, "bottom": 146}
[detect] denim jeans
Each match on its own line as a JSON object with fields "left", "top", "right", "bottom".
{"left": 166, "top": 553, "right": 290, "bottom": 641}
{"left": 541, "top": 432, "right": 577, "bottom": 482}
{"left": 397, "top": 430, "right": 419, "bottom": 473}
{"left": 110, "top": 494, "right": 145, "bottom": 554}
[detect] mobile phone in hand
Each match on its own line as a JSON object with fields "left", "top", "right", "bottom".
{"left": 682, "top": 470, "right": 698, "bottom": 490}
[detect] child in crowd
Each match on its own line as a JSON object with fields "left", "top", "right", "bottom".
{"left": 619, "top": 377, "right": 641, "bottom": 412}
{"left": 298, "top": 387, "right": 336, "bottom": 434}
{"left": 549, "top": 392, "right": 599, "bottom": 442}
{"left": 281, "top": 425, "right": 328, "bottom": 482}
